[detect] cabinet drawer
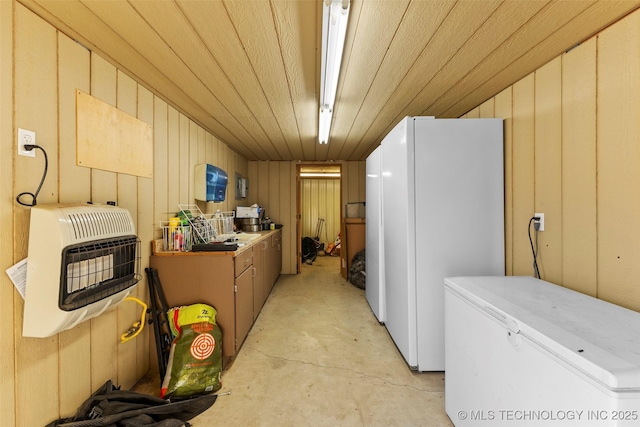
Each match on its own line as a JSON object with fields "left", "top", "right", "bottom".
{"left": 234, "top": 248, "right": 253, "bottom": 277}
{"left": 271, "top": 232, "right": 281, "bottom": 248}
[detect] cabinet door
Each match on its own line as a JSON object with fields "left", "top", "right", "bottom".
{"left": 253, "top": 240, "right": 267, "bottom": 319}
{"left": 275, "top": 231, "right": 282, "bottom": 282}
{"left": 235, "top": 266, "right": 254, "bottom": 352}
{"left": 266, "top": 231, "right": 282, "bottom": 293}
{"left": 265, "top": 244, "right": 274, "bottom": 294}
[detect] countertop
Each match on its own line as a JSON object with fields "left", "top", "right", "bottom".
{"left": 151, "top": 228, "right": 281, "bottom": 257}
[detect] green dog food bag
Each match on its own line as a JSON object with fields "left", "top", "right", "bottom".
{"left": 161, "top": 303, "right": 223, "bottom": 399}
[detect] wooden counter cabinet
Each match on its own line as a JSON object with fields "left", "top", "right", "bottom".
{"left": 149, "top": 229, "right": 282, "bottom": 365}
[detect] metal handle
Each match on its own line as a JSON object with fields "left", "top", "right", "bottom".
{"left": 252, "top": 267, "right": 256, "bottom": 278}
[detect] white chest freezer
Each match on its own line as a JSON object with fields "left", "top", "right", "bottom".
{"left": 444, "top": 276, "right": 640, "bottom": 427}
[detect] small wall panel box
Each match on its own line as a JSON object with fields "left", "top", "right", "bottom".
{"left": 346, "top": 202, "right": 366, "bottom": 218}
{"left": 195, "top": 164, "right": 228, "bottom": 202}
{"left": 240, "top": 178, "right": 247, "bottom": 198}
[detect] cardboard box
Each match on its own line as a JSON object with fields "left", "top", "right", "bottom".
{"left": 236, "top": 206, "right": 260, "bottom": 218}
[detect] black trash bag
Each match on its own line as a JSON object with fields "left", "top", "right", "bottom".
{"left": 46, "top": 380, "right": 217, "bottom": 427}
{"left": 349, "top": 249, "right": 366, "bottom": 290}
{"left": 301, "top": 237, "right": 318, "bottom": 264}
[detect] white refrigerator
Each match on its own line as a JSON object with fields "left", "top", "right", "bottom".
{"left": 380, "top": 116, "right": 504, "bottom": 371}
{"left": 365, "top": 146, "right": 385, "bottom": 322}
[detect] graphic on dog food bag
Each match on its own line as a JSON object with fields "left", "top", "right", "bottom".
{"left": 190, "top": 332, "right": 216, "bottom": 360}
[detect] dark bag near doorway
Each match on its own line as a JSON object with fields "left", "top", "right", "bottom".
{"left": 301, "top": 237, "right": 318, "bottom": 264}
{"left": 349, "top": 249, "right": 366, "bottom": 290}
{"left": 45, "top": 380, "right": 217, "bottom": 427}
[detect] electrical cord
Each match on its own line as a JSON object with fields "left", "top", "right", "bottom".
{"left": 528, "top": 216, "right": 541, "bottom": 279}
{"left": 16, "top": 144, "right": 48, "bottom": 207}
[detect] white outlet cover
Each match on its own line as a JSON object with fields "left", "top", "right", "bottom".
{"left": 534, "top": 212, "right": 545, "bottom": 231}
{"left": 18, "top": 128, "right": 36, "bottom": 157}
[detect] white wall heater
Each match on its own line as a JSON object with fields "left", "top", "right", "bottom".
{"left": 22, "top": 203, "right": 141, "bottom": 338}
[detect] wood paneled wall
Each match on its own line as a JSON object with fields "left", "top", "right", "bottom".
{"left": 301, "top": 179, "right": 341, "bottom": 245}
{"left": 246, "top": 161, "right": 297, "bottom": 275}
{"left": 466, "top": 8, "right": 640, "bottom": 313}
{"left": 248, "top": 160, "right": 366, "bottom": 274}
{"left": 9, "top": 1, "right": 640, "bottom": 424}
{"left": 0, "top": 1, "right": 15, "bottom": 425}
{"left": 341, "top": 161, "right": 367, "bottom": 213}
{"left": 1, "top": 5, "right": 248, "bottom": 425}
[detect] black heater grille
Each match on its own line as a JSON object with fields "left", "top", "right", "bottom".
{"left": 60, "top": 235, "right": 141, "bottom": 311}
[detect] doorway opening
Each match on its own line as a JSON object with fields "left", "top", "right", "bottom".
{"left": 296, "top": 164, "right": 342, "bottom": 274}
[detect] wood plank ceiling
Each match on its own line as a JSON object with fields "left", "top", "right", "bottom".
{"left": 18, "top": 0, "right": 640, "bottom": 161}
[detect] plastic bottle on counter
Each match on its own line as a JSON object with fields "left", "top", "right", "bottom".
{"left": 169, "top": 217, "right": 180, "bottom": 251}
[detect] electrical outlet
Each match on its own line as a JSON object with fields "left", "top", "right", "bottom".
{"left": 534, "top": 212, "right": 544, "bottom": 231}
{"left": 18, "top": 128, "right": 36, "bottom": 157}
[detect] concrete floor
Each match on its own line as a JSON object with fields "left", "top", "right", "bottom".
{"left": 138, "top": 254, "right": 453, "bottom": 426}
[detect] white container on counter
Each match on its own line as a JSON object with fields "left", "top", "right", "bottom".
{"left": 236, "top": 206, "right": 261, "bottom": 218}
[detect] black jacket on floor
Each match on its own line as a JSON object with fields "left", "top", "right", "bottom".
{"left": 46, "top": 380, "right": 217, "bottom": 427}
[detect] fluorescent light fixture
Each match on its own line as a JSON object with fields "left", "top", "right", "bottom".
{"left": 318, "top": 106, "right": 332, "bottom": 144}
{"left": 319, "top": 0, "right": 350, "bottom": 144}
{"left": 300, "top": 172, "right": 341, "bottom": 178}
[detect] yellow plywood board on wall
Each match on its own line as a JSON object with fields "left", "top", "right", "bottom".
{"left": 76, "top": 89, "right": 153, "bottom": 178}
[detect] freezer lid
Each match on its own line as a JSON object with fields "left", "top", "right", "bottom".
{"left": 445, "top": 276, "right": 640, "bottom": 391}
